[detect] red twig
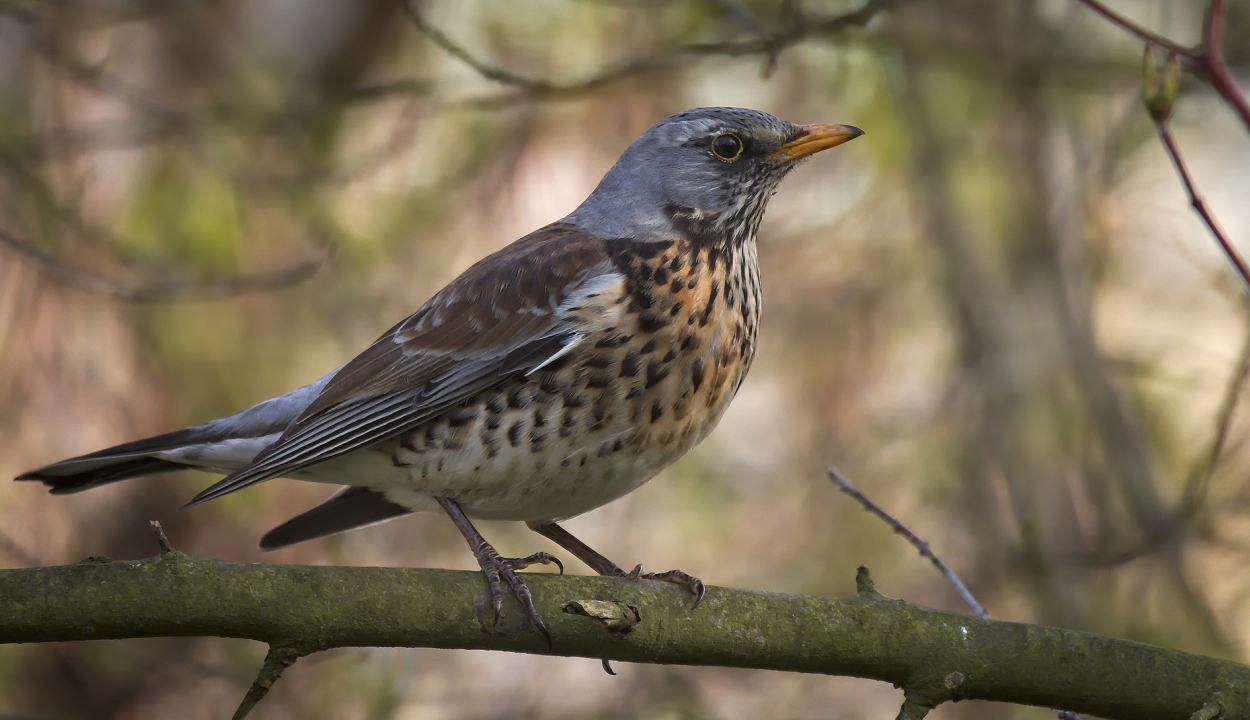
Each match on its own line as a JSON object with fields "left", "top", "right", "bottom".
{"left": 1200, "top": 0, "right": 1250, "bottom": 131}
{"left": 1076, "top": 0, "right": 1197, "bottom": 58}
{"left": 1155, "top": 120, "right": 1250, "bottom": 292}
{"left": 1076, "top": 0, "right": 1250, "bottom": 132}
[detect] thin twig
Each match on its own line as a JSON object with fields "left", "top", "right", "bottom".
{"left": 826, "top": 469, "right": 1085, "bottom": 720}
{"left": 232, "top": 646, "right": 304, "bottom": 720}
{"left": 0, "top": 225, "right": 329, "bottom": 302}
{"left": 828, "top": 468, "right": 988, "bottom": 618}
{"left": 1154, "top": 121, "right": 1250, "bottom": 293}
{"left": 1073, "top": 0, "right": 1197, "bottom": 58}
{"left": 149, "top": 521, "right": 172, "bottom": 554}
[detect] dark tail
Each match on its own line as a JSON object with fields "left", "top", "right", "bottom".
{"left": 16, "top": 428, "right": 210, "bottom": 494}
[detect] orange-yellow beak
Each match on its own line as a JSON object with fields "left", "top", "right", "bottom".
{"left": 773, "top": 124, "right": 864, "bottom": 161}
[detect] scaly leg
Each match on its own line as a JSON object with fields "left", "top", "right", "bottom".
{"left": 437, "top": 498, "right": 563, "bottom": 644}
{"left": 526, "top": 520, "right": 705, "bottom": 605}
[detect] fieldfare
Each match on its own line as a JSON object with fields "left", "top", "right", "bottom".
{"left": 18, "top": 107, "right": 862, "bottom": 640}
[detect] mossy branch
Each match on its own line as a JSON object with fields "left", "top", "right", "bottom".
{"left": 1, "top": 553, "right": 1247, "bottom": 719}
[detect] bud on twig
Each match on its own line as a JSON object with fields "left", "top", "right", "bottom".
{"left": 1142, "top": 45, "right": 1180, "bottom": 122}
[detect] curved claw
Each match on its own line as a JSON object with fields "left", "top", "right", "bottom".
{"left": 626, "top": 565, "right": 706, "bottom": 607}
{"left": 505, "top": 551, "right": 564, "bottom": 575}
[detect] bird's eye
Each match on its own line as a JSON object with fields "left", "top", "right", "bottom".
{"left": 710, "top": 132, "right": 744, "bottom": 161}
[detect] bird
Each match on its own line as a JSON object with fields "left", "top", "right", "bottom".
{"left": 16, "top": 107, "right": 862, "bottom": 641}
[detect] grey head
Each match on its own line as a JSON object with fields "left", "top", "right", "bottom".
{"left": 567, "top": 106, "right": 863, "bottom": 245}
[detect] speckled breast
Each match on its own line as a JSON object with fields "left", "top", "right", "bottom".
{"left": 384, "top": 235, "right": 761, "bottom": 522}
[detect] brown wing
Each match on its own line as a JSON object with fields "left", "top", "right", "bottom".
{"left": 186, "top": 222, "right": 616, "bottom": 506}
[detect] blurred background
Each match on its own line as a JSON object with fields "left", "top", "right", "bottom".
{"left": 2, "top": 0, "right": 1249, "bottom": 718}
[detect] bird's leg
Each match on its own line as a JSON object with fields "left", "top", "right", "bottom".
{"left": 526, "top": 520, "right": 706, "bottom": 606}
{"left": 437, "top": 498, "right": 560, "bottom": 645}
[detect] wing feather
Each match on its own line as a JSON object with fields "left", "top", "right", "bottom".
{"left": 185, "top": 223, "right": 615, "bottom": 506}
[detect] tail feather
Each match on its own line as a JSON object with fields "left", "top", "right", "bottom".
{"left": 15, "top": 370, "right": 337, "bottom": 496}
{"left": 15, "top": 427, "right": 217, "bottom": 494}
{"left": 18, "top": 456, "right": 193, "bottom": 494}
{"left": 259, "top": 486, "right": 411, "bottom": 550}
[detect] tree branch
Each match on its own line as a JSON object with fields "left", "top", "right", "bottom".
{"left": 0, "top": 225, "right": 329, "bottom": 302}
{"left": 0, "top": 552, "right": 1246, "bottom": 719}
{"left": 395, "top": 0, "right": 906, "bottom": 109}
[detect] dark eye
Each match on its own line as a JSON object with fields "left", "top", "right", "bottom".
{"left": 710, "top": 132, "right": 744, "bottom": 161}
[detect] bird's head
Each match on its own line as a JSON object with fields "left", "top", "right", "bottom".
{"left": 569, "top": 107, "right": 862, "bottom": 245}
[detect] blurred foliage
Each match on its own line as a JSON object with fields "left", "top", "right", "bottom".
{"left": 1, "top": 0, "right": 1249, "bottom": 718}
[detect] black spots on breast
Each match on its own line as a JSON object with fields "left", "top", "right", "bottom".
{"left": 670, "top": 278, "right": 685, "bottom": 294}
{"left": 668, "top": 255, "right": 685, "bottom": 274}
{"left": 638, "top": 309, "right": 670, "bottom": 333}
{"left": 691, "top": 358, "right": 705, "bottom": 392}
{"left": 486, "top": 393, "right": 506, "bottom": 415}
{"left": 662, "top": 349, "right": 676, "bottom": 363}
{"left": 645, "top": 360, "right": 670, "bottom": 389}
{"left": 533, "top": 410, "right": 547, "bottom": 427}
{"left": 628, "top": 286, "right": 657, "bottom": 312}
{"left": 480, "top": 430, "right": 501, "bottom": 458}
{"left": 629, "top": 398, "right": 644, "bottom": 423}
{"left": 562, "top": 387, "right": 588, "bottom": 408}
{"left": 680, "top": 333, "right": 698, "bottom": 354}
{"left": 625, "top": 382, "right": 645, "bottom": 400}
{"left": 737, "top": 323, "right": 754, "bottom": 358}
{"left": 653, "top": 266, "right": 670, "bottom": 286}
{"left": 631, "top": 240, "right": 672, "bottom": 260}
{"left": 587, "top": 368, "right": 615, "bottom": 389}
{"left": 669, "top": 301, "right": 684, "bottom": 317}
{"left": 596, "top": 334, "right": 630, "bottom": 349}
{"left": 650, "top": 401, "right": 665, "bottom": 423}
{"left": 507, "top": 386, "right": 531, "bottom": 409}
{"left": 597, "top": 438, "right": 625, "bottom": 458}
{"left": 507, "top": 422, "right": 525, "bottom": 447}
{"left": 448, "top": 407, "right": 477, "bottom": 428}
{"left": 423, "top": 423, "right": 444, "bottom": 449}
{"left": 559, "top": 409, "right": 578, "bottom": 438}
{"left": 586, "top": 353, "right": 615, "bottom": 369}
{"left": 529, "top": 424, "right": 548, "bottom": 451}
{"left": 640, "top": 338, "right": 658, "bottom": 355}
{"left": 620, "top": 350, "right": 641, "bottom": 379}
{"left": 699, "top": 283, "right": 719, "bottom": 327}
{"left": 538, "top": 372, "right": 564, "bottom": 395}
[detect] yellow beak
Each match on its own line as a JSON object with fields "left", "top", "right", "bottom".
{"left": 773, "top": 124, "right": 864, "bottom": 161}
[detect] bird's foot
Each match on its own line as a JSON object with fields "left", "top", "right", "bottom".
{"left": 474, "top": 542, "right": 559, "bottom": 646}
{"left": 626, "top": 564, "right": 707, "bottom": 607}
